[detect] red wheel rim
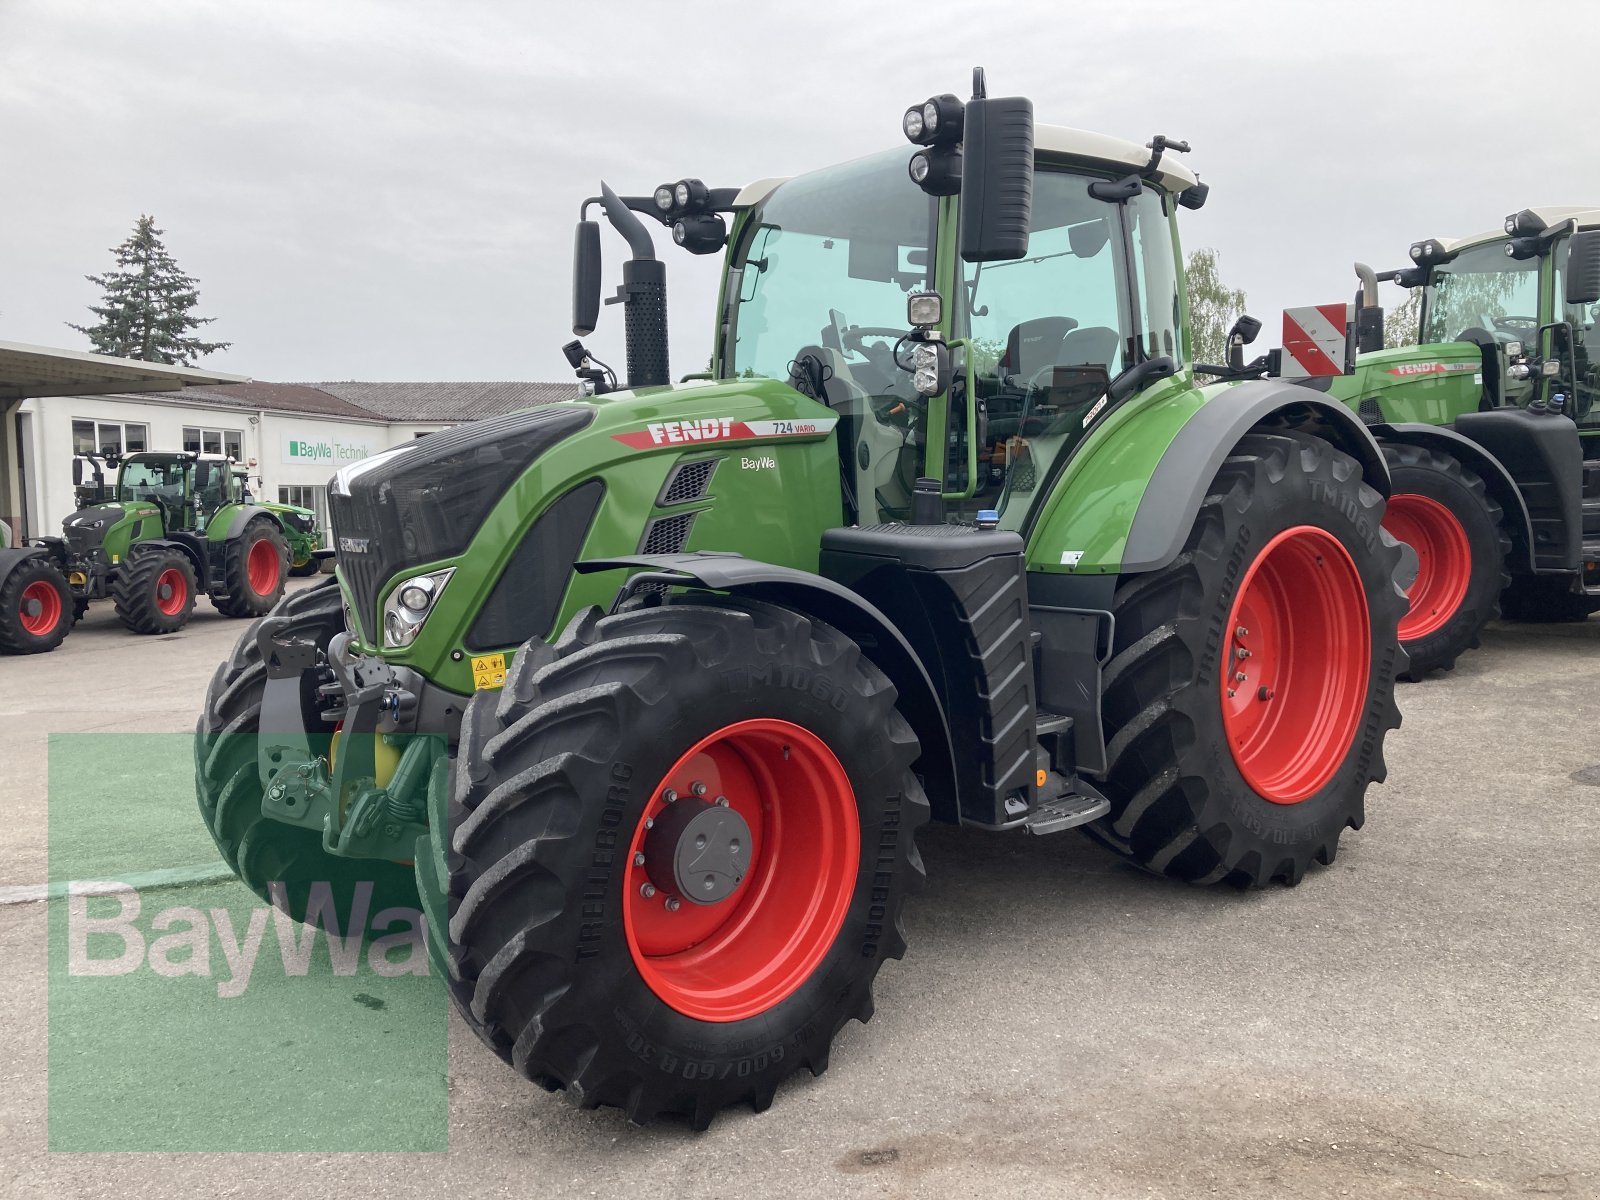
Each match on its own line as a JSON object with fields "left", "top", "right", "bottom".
{"left": 247, "top": 539, "right": 279, "bottom": 595}
{"left": 155, "top": 567, "right": 188, "bottom": 616}
{"left": 18, "top": 580, "right": 62, "bottom": 635}
{"left": 623, "top": 718, "right": 859, "bottom": 1023}
{"left": 1221, "top": 526, "right": 1371, "bottom": 804}
{"left": 1382, "top": 493, "right": 1472, "bottom": 641}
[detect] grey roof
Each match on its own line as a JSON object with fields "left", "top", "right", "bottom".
{"left": 310, "top": 380, "right": 581, "bottom": 422}
{"left": 82, "top": 380, "right": 579, "bottom": 423}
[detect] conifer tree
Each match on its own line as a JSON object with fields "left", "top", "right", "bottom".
{"left": 68, "top": 215, "right": 230, "bottom": 365}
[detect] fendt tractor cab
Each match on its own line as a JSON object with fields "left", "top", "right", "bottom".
{"left": 1308, "top": 208, "right": 1600, "bottom": 675}
{"left": 0, "top": 449, "right": 327, "bottom": 654}
{"left": 196, "top": 74, "right": 1407, "bottom": 1127}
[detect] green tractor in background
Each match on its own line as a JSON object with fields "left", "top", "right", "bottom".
{"left": 0, "top": 449, "right": 327, "bottom": 654}
{"left": 196, "top": 73, "right": 1410, "bottom": 1127}
{"left": 1230, "top": 208, "right": 1600, "bottom": 676}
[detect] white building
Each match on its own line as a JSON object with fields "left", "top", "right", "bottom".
{"left": 12, "top": 380, "right": 577, "bottom": 542}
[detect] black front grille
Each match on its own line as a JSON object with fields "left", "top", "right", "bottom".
{"left": 62, "top": 506, "right": 121, "bottom": 557}
{"left": 330, "top": 404, "right": 594, "bottom": 642}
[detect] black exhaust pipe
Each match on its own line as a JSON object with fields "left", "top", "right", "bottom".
{"left": 599, "top": 182, "right": 670, "bottom": 389}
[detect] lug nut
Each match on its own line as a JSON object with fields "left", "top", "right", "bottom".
{"left": 644, "top": 817, "right": 654, "bottom": 829}
{"left": 640, "top": 883, "right": 656, "bottom": 898}
{"left": 691, "top": 781, "right": 708, "bottom": 797}
{"left": 665, "top": 898, "right": 681, "bottom": 912}
{"left": 1235, "top": 671, "right": 1247, "bottom": 682}
{"left": 662, "top": 788, "right": 677, "bottom": 804}
{"left": 1258, "top": 687, "right": 1274, "bottom": 700}
{"left": 715, "top": 795, "right": 729, "bottom": 808}
{"left": 1235, "top": 626, "right": 1248, "bottom": 637}
{"left": 1227, "top": 688, "right": 1236, "bottom": 698}
{"left": 633, "top": 851, "right": 646, "bottom": 866}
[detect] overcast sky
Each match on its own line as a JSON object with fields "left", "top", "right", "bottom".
{"left": 3, "top": 0, "right": 1596, "bottom": 386}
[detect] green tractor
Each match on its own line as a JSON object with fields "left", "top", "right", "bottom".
{"left": 1257, "top": 208, "right": 1600, "bottom": 676}
{"left": 0, "top": 450, "right": 326, "bottom": 654}
{"left": 195, "top": 74, "right": 1409, "bottom": 1126}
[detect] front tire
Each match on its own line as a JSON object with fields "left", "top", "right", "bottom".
{"left": 213, "top": 517, "right": 288, "bottom": 617}
{"left": 195, "top": 577, "right": 418, "bottom": 921}
{"left": 0, "top": 557, "right": 72, "bottom": 654}
{"left": 1381, "top": 444, "right": 1510, "bottom": 679}
{"left": 429, "top": 598, "right": 928, "bottom": 1127}
{"left": 1088, "top": 432, "right": 1406, "bottom": 887}
{"left": 112, "top": 546, "right": 197, "bottom": 635}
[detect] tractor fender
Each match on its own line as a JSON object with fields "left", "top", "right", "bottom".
{"left": 135, "top": 535, "right": 212, "bottom": 587}
{"left": 575, "top": 551, "right": 961, "bottom": 824}
{"left": 0, "top": 545, "right": 56, "bottom": 591}
{"left": 218, "top": 504, "right": 282, "bottom": 541}
{"left": 1372, "top": 422, "right": 1539, "bottom": 573}
{"left": 1121, "top": 380, "right": 1391, "bottom": 574}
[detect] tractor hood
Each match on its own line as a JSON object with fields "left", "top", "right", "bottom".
{"left": 62, "top": 500, "right": 154, "bottom": 556}
{"left": 329, "top": 375, "right": 842, "bottom": 685}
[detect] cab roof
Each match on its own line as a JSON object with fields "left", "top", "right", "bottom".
{"left": 1443, "top": 206, "right": 1600, "bottom": 253}
{"left": 734, "top": 123, "right": 1199, "bottom": 208}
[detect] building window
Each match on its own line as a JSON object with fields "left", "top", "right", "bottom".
{"left": 183, "top": 425, "right": 244, "bottom": 461}
{"left": 74, "top": 419, "right": 148, "bottom": 456}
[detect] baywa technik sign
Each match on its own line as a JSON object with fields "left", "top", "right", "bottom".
{"left": 280, "top": 432, "right": 377, "bottom": 466}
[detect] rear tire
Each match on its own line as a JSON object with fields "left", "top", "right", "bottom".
{"left": 429, "top": 598, "right": 928, "bottom": 1127}
{"left": 1381, "top": 444, "right": 1510, "bottom": 679}
{"left": 213, "top": 518, "right": 288, "bottom": 617}
{"left": 1087, "top": 432, "right": 1406, "bottom": 887}
{"left": 112, "top": 546, "right": 197, "bottom": 635}
{"left": 0, "top": 557, "right": 72, "bottom": 654}
{"left": 194, "top": 577, "right": 418, "bottom": 921}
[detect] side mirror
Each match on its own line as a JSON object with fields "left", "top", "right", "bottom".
{"left": 72, "top": 458, "right": 84, "bottom": 486}
{"left": 1566, "top": 229, "right": 1600, "bottom": 306}
{"left": 1226, "top": 314, "right": 1262, "bottom": 371}
{"left": 572, "top": 219, "right": 602, "bottom": 337}
{"left": 959, "top": 94, "right": 1033, "bottom": 263}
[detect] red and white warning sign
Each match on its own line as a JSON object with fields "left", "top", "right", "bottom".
{"left": 1281, "top": 304, "right": 1351, "bottom": 378}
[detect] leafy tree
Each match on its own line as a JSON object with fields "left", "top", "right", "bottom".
{"left": 1385, "top": 288, "right": 1423, "bottom": 348}
{"left": 68, "top": 215, "right": 230, "bottom": 366}
{"left": 1185, "top": 248, "right": 1248, "bottom": 366}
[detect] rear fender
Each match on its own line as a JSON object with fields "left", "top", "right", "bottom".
{"left": 575, "top": 552, "right": 960, "bottom": 824}
{"left": 1027, "top": 379, "right": 1392, "bottom": 577}
{"left": 1374, "top": 422, "right": 1538, "bottom": 573}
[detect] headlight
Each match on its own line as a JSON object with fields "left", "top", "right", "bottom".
{"left": 910, "top": 340, "right": 951, "bottom": 397}
{"left": 908, "top": 151, "right": 931, "bottom": 184}
{"left": 382, "top": 566, "right": 453, "bottom": 649}
{"left": 674, "top": 181, "right": 690, "bottom": 208}
{"left": 1409, "top": 244, "right": 1423, "bottom": 260}
{"left": 922, "top": 100, "right": 939, "bottom": 133}
{"left": 654, "top": 185, "right": 674, "bottom": 211}
{"left": 902, "top": 107, "right": 925, "bottom": 142}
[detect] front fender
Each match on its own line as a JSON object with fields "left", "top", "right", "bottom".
{"left": 575, "top": 552, "right": 960, "bottom": 825}
{"left": 0, "top": 545, "right": 54, "bottom": 591}
{"left": 1027, "top": 377, "right": 1390, "bottom": 576}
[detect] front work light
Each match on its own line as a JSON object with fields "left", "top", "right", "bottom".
{"left": 904, "top": 93, "right": 963, "bottom": 146}
{"left": 909, "top": 148, "right": 962, "bottom": 196}
{"left": 911, "top": 340, "right": 952, "bottom": 396}
{"left": 907, "top": 292, "right": 943, "bottom": 328}
{"left": 672, "top": 212, "right": 727, "bottom": 254}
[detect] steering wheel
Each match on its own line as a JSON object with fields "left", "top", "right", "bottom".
{"left": 841, "top": 326, "right": 909, "bottom": 355}
{"left": 1492, "top": 315, "right": 1539, "bottom": 335}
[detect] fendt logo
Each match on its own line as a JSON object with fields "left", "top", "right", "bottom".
{"left": 1385, "top": 362, "right": 1478, "bottom": 377}
{"left": 338, "top": 536, "right": 370, "bottom": 553}
{"left": 611, "top": 416, "right": 839, "bottom": 450}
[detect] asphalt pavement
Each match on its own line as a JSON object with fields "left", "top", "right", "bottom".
{"left": 1, "top": 582, "right": 1596, "bottom": 1198}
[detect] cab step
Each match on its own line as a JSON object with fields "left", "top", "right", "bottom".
{"left": 1023, "top": 785, "right": 1111, "bottom": 836}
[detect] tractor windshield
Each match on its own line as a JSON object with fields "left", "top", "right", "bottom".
{"left": 117, "top": 457, "right": 187, "bottom": 506}
{"left": 958, "top": 171, "right": 1178, "bottom": 527}
{"left": 727, "top": 150, "right": 933, "bottom": 523}
{"left": 1421, "top": 240, "right": 1541, "bottom": 345}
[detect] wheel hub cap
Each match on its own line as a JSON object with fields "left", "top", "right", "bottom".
{"left": 645, "top": 796, "right": 751, "bottom": 905}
